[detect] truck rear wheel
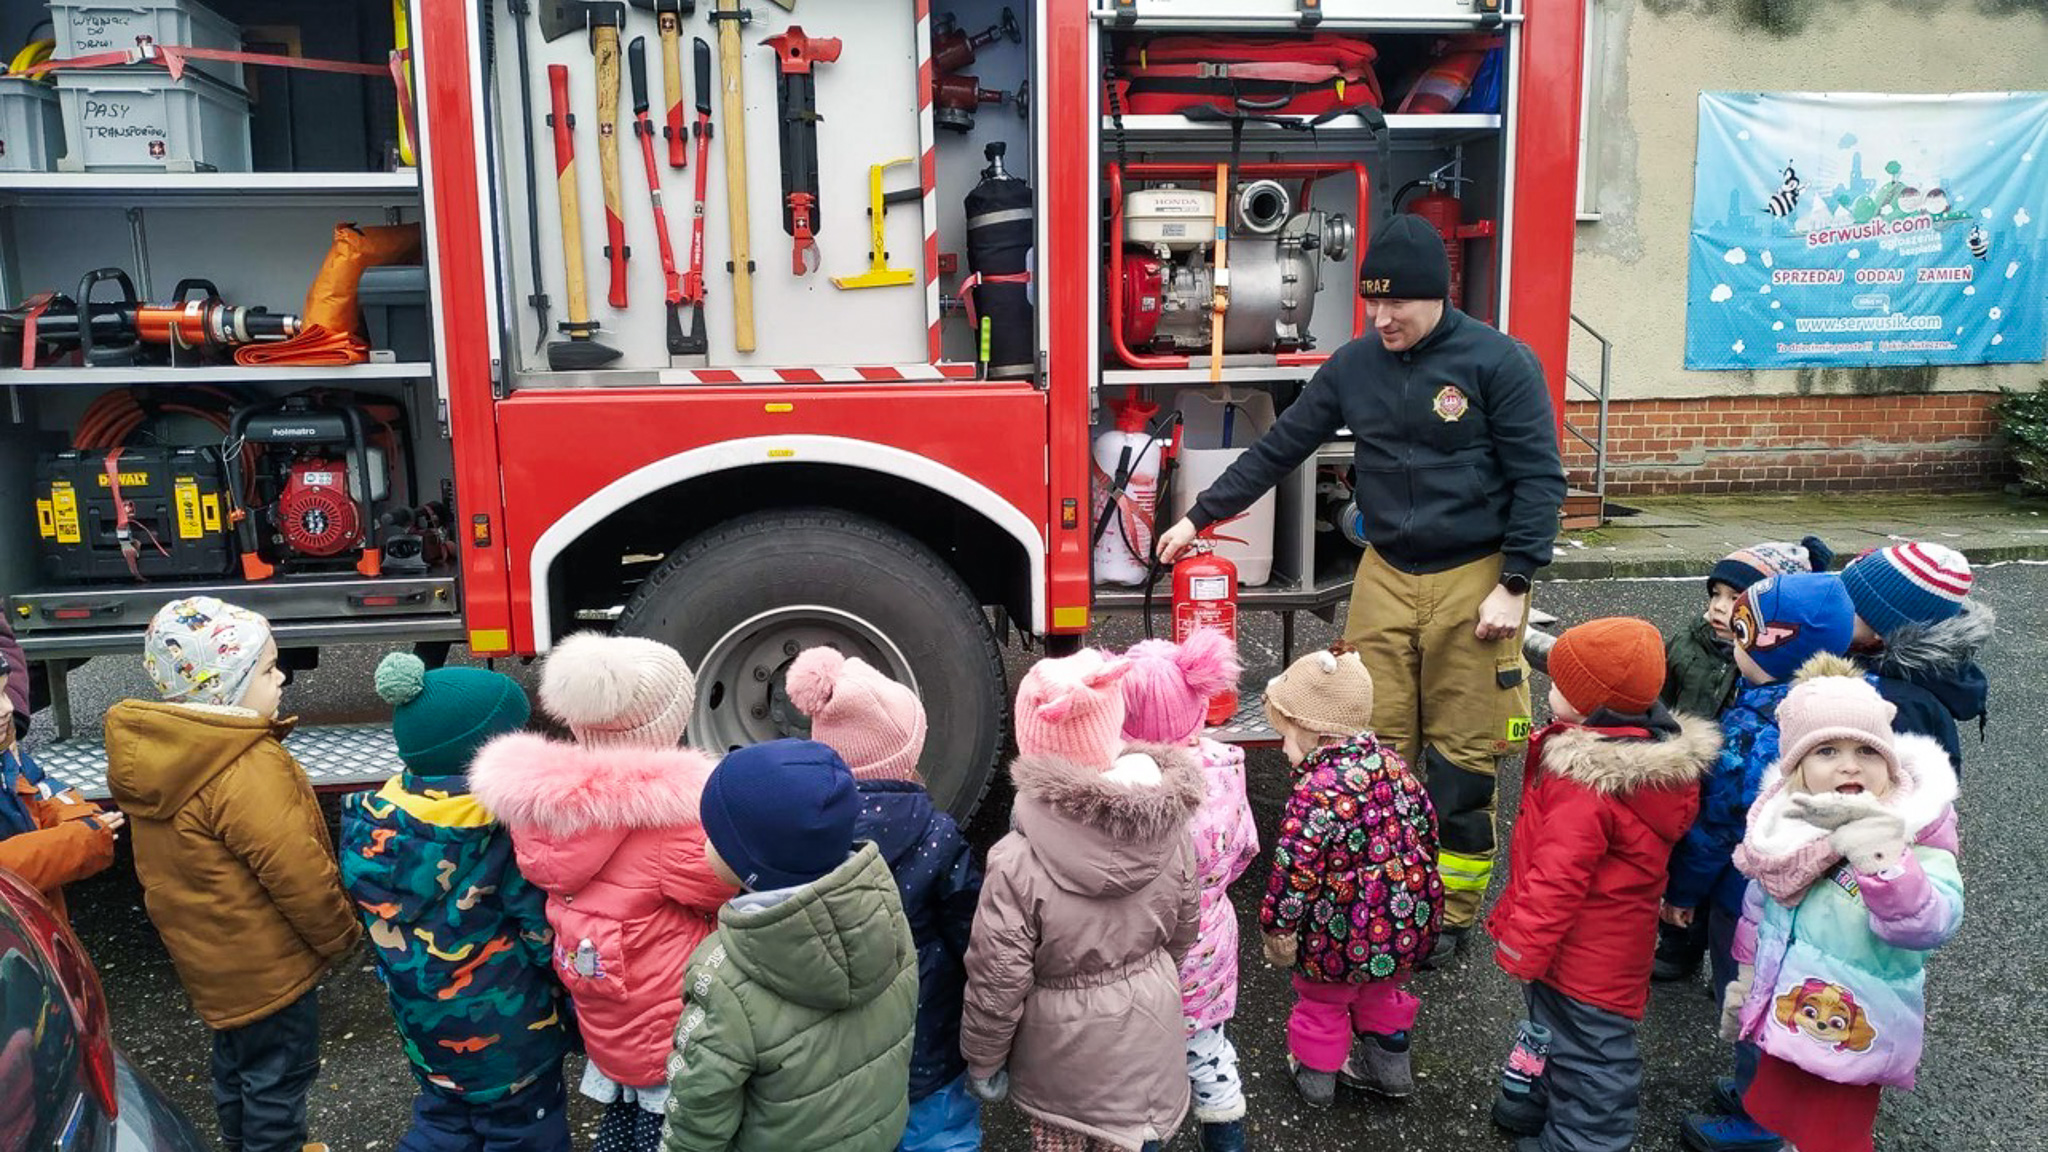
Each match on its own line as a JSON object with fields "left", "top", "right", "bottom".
{"left": 615, "top": 509, "right": 1007, "bottom": 820}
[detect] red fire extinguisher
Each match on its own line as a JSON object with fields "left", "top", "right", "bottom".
{"left": 1399, "top": 170, "right": 1496, "bottom": 316}
{"left": 1172, "top": 534, "right": 1239, "bottom": 725}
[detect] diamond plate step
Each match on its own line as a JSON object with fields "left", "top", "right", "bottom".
{"left": 35, "top": 724, "right": 402, "bottom": 801}
{"left": 1205, "top": 694, "right": 1278, "bottom": 747}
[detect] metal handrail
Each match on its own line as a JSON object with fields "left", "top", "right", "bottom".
{"left": 1563, "top": 313, "right": 1612, "bottom": 506}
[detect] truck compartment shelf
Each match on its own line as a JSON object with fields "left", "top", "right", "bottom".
{"left": 1102, "top": 113, "right": 1501, "bottom": 142}
{"left": 0, "top": 170, "right": 421, "bottom": 208}
{"left": 10, "top": 573, "right": 461, "bottom": 656}
{"left": 0, "top": 362, "right": 433, "bottom": 387}
{"left": 36, "top": 723, "right": 401, "bottom": 801}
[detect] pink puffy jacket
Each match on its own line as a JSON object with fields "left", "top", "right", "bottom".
{"left": 1180, "top": 737, "right": 1257, "bottom": 1034}
{"left": 469, "top": 733, "right": 734, "bottom": 1087}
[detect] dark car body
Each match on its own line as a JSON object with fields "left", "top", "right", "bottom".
{"left": 0, "top": 866, "right": 208, "bottom": 1152}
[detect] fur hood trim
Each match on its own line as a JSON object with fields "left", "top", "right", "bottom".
{"left": 1008, "top": 742, "right": 1204, "bottom": 842}
{"left": 1542, "top": 714, "right": 1722, "bottom": 796}
{"left": 468, "top": 731, "right": 712, "bottom": 836}
{"left": 1744, "top": 731, "right": 1957, "bottom": 858}
{"left": 1878, "top": 599, "right": 1995, "bottom": 679}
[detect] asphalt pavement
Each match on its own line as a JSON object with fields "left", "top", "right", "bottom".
{"left": 40, "top": 564, "right": 2048, "bottom": 1151}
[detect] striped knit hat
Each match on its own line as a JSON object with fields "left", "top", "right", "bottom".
{"left": 1710, "top": 535, "right": 1835, "bottom": 594}
{"left": 1841, "top": 543, "right": 1973, "bottom": 637}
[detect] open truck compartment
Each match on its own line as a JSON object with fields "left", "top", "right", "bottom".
{"left": 0, "top": 0, "right": 455, "bottom": 759}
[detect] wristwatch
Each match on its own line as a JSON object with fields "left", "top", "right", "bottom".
{"left": 1499, "top": 571, "right": 1532, "bottom": 596}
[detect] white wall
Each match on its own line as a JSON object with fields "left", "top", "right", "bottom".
{"left": 1572, "top": 0, "right": 2048, "bottom": 401}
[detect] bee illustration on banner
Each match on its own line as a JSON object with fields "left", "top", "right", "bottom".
{"left": 1764, "top": 161, "right": 1803, "bottom": 219}
{"left": 1968, "top": 225, "right": 1990, "bottom": 261}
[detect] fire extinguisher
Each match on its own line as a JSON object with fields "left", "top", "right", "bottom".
{"left": 1399, "top": 170, "right": 1472, "bottom": 311}
{"left": 1172, "top": 535, "right": 1239, "bottom": 725}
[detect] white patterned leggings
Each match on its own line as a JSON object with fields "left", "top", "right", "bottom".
{"left": 1186, "top": 1024, "right": 1246, "bottom": 1124}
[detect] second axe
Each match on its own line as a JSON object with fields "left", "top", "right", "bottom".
{"left": 540, "top": 0, "right": 632, "bottom": 309}
{"left": 763, "top": 26, "right": 839, "bottom": 276}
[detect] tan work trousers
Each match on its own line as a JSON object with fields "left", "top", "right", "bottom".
{"left": 1344, "top": 548, "right": 1532, "bottom": 929}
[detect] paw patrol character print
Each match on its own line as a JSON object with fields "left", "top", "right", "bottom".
{"left": 1432, "top": 385, "right": 1469, "bottom": 423}
{"left": 1774, "top": 978, "right": 1877, "bottom": 1053}
{"left": 173, "top": 602, "right": 212, "bottom": 629}
{"left": 1729, "top": 595, "right": 1798, "bottom": 654}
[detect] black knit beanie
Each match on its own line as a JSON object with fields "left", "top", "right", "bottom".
{"left": 1358, "top": 214, "right": 1452, "bottom": 300}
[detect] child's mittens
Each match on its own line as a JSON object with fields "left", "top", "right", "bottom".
{"left": 1262, "top": 933, "right": 1298, "bottom": 969}
{"left": 1719, "top": 963, "right": 1755, "bottom": 1042}
{"left": 1788, "top": 793, "right": 1907, "bottom": 874}
{"left": 969, "top": 1069, "right": 1009, "bottom": 1103}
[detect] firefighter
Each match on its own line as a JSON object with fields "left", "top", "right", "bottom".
{"left": 1157, "top": 214, "right": 1566, "bottom": 962}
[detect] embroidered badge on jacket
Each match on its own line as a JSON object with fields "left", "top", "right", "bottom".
{"left": 1432, "top": 385, "right": 1469, "bottom": 422}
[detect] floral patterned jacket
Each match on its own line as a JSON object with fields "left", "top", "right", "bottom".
{"left": 1259, "top": 732, "right": 1443, "bottom": 984}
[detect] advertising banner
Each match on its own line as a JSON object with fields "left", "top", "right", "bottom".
{"left": 1686, "top": 91, "right": 2048, "bottom": 370}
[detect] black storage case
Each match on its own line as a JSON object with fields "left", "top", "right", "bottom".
{"left": 34, "top": 446, "right": 237, "bottom": 582}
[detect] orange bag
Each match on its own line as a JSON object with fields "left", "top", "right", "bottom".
{"left": 236, "top": 223, "right": 421, "bottom": 366}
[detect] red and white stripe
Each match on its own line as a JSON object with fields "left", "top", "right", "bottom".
{"left": 657, "top": 363, "right": 978, "bottom": 384}
{"left": 1888, "top": 542, "right": 1974, "bottom": 599}
{"left": 915, "top": 0, "right": 945, "bottom": 366}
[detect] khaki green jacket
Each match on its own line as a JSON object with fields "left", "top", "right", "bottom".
{"left": 661, "top": 842, "right": 916, "bottom": 1152}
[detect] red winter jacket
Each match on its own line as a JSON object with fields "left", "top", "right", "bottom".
{"left": 1489, "top": 709, "right": 1719, "bottom": 1019}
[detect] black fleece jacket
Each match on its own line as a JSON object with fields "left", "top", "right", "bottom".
{"left": 1190, "top": 308, "right": 1566, "bottom": 578}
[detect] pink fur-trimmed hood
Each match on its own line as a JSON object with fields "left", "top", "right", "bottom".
{"left": 469, "top": 731, "right": 714, "bottom": 836}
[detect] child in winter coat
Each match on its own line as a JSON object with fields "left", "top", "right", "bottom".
{"left": 1120, "top": 629, "right": 1253, "bottom": 1152}
{"left": 0, "top": 648, "right": 119, "bottom": 923}
{"left": 1841, "top": 543, "right": 1992, "bottom": 773}
{"left": 963, "top": 650, "right": 1202, "bottom": 1152}
{"left": 1487, "top": 618, "right": 1721, "bottom": 1152}
{"left": 1665, "top": 574, "right": 1855, "bottom": 1152}
{"left": 661, "top": 738, "right": 918, "bottom": 1152}
{"left": 469, "top": 633, "right": 734, "bottom": 1152}
{"left": 1722, "top": 657, "right": 1962, "bottom": 1152}
{"left": 106, "top": 597, "right": 362, "bottom": 1152}
{"left": 1259, "top": 641, "right": 1442, "bottom": 1111}
{"left": 785, "top": 646, "right": 982, "bottom": 1152}
{"left": 1655, "top": 538, "right": 1831, "bottom": 983}
{"left": 340, "top": 653, "right": 574, "bottom": 1152}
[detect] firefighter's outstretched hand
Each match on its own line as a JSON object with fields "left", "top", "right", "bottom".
{"left": 1156, "top": 517, "right": 1199, "bottom": 564}
{"left": 1475, "top": 584, "right": 1526, "bottom": 642}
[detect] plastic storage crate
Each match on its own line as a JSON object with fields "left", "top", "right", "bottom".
{"left": 0, "top": 77, "right": 62, "bottom": 172}
{"left": 55, "top": 68, "right": 251, "bottom": 172}
{"left": 50, "top": 0, "right": 245, "bottom": 89}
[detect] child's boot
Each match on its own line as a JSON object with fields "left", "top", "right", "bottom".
{"left": 1652, "top": 918, "right": 1706, "bottom": 982}
{"left": 1287, "top": 1056, "right": 1337, "bottom": 1109}
{"left": 1199, "top": 1119, "right": 1247, "bottom": 1152}
{"left": 1681, "top": 1113, "right": 1784, "bottom": 1152}
{"left": 1339, "top": 1029, "right": 1415, "bottom": 1098}
{"left": 1708, "top": 1075, "right": 1746, "bottom": 1116}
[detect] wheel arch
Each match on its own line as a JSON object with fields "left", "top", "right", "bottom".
{"left": 528, "top": 435, "right": 1046, "bottom": 647}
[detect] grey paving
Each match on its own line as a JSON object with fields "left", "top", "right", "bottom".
{"left": 43, "top": 560, "right": 2048, "bottom": 1151}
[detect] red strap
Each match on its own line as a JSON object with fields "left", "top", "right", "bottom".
{"left": 158, "top": 43, "right": 390, "bottom": 80}
{"left": 103, "top": 449, "right": 141, "bottom": 581}
{"left": 16, "top": 293, "right": 56, "bottom": 370}
{"left": 959, "top": 271, "right": 1031, "bottom": 330}
{"left": 1128, "top": 60, "right": 1363, "bottom": 85}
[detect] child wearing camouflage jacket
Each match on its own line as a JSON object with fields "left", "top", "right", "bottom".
{"left": 340, "top": 654, "right": 573, "bottom": 1152}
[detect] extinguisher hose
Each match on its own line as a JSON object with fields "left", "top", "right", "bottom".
{"left": 1086, "top": 407, "right": 1182, "bottom": 640}
{"left": 1392, "top": 179, "right": 1435, "bottom": 211}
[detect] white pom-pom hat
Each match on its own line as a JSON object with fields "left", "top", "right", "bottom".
{"left": 539, "top": 632, "right": 696, "bottom": 749}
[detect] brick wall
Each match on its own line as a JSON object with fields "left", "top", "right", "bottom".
{"left": 1561, "top": 393, "right": 2013, "bottom": 496}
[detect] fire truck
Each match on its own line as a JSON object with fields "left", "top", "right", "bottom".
{"left": 0, "top": 0, "right": 1581, "bottom": 817}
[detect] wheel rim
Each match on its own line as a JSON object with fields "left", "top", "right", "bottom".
{"left": 692, "top": 605, "right": 921, "bottom": 753}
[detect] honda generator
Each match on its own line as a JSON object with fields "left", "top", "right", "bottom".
{"left": 229, "top": 396, "right": 402, "bottom": 580}
{"left": 33, "top": 447, "right": 237, "bottom": 582}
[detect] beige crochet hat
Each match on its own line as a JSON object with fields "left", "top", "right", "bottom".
{"left": 1263, "top": 641, "right": 1375, "bottom": 739}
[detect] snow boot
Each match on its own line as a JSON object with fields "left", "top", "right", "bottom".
{"left": 1288, "top": 1056, "right": 1337, "bottom": 1110}
{"left": 1681, "top": 1112, "right": 1784, "bottom": 1152}
{"left": 1421, "top": 924, "right": 1467, "bottom": 969}
{"left": 1199, "top": 1119, "right": 1247, "bottom": 1152}
{"left": 1708, "top": 1075, "right": 1746, "bottom": 1117}
{"left": 1340, "top": 1030, "right": 1415, "bottom": 1098}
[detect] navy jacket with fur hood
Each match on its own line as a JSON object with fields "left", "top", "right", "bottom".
{"left": 1858, "top": 600, "right": 1993, "bottom": 774}
{"left": 854, "top": 779, "right": 980, "bottom": 1101}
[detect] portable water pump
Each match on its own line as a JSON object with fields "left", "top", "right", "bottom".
{"left": 228, "top": 397, "right": 398, "bottom": 580}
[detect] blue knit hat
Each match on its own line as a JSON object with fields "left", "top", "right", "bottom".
{"left": 375, "top": 652, "right": 532, "bottom": 778}
{"left": 1732, "top": 573, "right": 1856, "bottom": 683}
{"left": 1840, "top": 542, "right": 1973, "bottom": 637}
{"left": 699, "top": 739, "right": 858, "bottom": 891}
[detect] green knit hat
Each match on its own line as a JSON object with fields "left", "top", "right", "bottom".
{"left": 375, "top": 652, "right": 531, "bottom": 778}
